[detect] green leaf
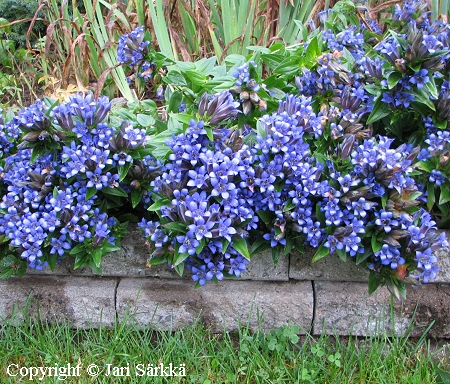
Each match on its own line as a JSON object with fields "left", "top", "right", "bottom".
{"left": 118, "top": 162, "right": 133, "bottom": 182}
{"left": 163, "top": 71, "right": 187, "bottom": 86}
{"left": 336, "top": 248, "right": 347, "bottom": 262}
{"left": 305, "top": 35, "right": 320, "bottom": 63}
{"left": 257, "top": 210, "right": 273, "bottom": 225}
{"left": 70, "top": 243, "right": 86, "bottom": 255}
{"left": 232, "top": 237, "right": 251, "bottom": 260}
{"left": 371, "top": 236, "right": 383, "bottom": 253}
{"left": 174, "top": 262, "right": 184, "bottom": 277}
{"left": 148, "top": 198, "right": 171, "bottom": 211}
{"left": 425, "top": 77, "right": 438, "bottom": 100}
{"left": 148, "top": 256, "right": 167, "bottom": 265}
{"left": 91, "top": 249, "right": 102, "bottom": 268}
{"left": 436, "top": 367, "right": 450, "bottom": 384}
{"left": 414, "top": 88, "right": 436, "bottom": 111}
{"left": 136, "top": 114, "right": 156, "bottom": 127}
{"left": 169, "top": 112, "right": 195, "bottom": 125}
{"left": 439, "top": 185, "right": 450, "bottom": 205}
{"left": 283, "top": 200, "right": 296, "bottom": 212}
{"left": 387, "top": 71, "right": 403, "bottom": 89}
{"left": 366, "top": 97, "right": 391, "bottom": 125}
{"left": 312, "top": 242, "right": 330, "bottom": 262}
{"left": 368, "top": 271, "right": 383, "bottom": 295}
{"left": 272, "top": 246, "right": 282, "bottom": 266}
{"left": 256, "top": 120, "right": 267, "bottom": 138}
{"left": 131, "top": 188, "right": 144, "bottom": 209}
{"left": 185, "top": 70, "right": 207, "bottom": 86}
{"left": 102, "top": 242, "right": 121, "bottom": 254}
{"left": 195, "top": 56, "right": 217, "bottom": 75}
{"left": 205, "top": 126, "right": 214, "bottom": 141}
{"left": 260, "top": 53, "right": 286, "bottom": 69}
{"left": 173, "top": 245, "right": 189, "bottom": 267}
{"left": 250, "top": 237, "right": 271, "bottom": 255}
{"left": 415, "top": 160, "right": 433, "bottom": 172}
{"left": 356, "top": 247, "right": 372, "bottom": 265}
{"left": 88, "top": 260, "right": 103, "bottom": 275}
{"left": 274, "top": 56, "right": 301, "bottom": 76}
{"left": 428, "top": 182, "right": 436, "bottom": 211}
{"left": 163, "top": 222, "right": 187, "bottom": 232}
{"left": 102, "top": 186, "right": 129, "bottom": 198}
{"left": 165, "top": 91, "right": 182, "bottom": 115}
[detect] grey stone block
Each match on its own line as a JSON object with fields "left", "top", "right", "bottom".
{"left": 313, "top": 281, "right": 411, "bottom": 337}
{"left": 27, "top": 226, "right": 288, "bottom": 280}
{"left": 289, "top": 248, "right": 370, "bottom": 282}
{"left": 26, "top": 226, "right": 179, "bottom": 278}
{"left": 392, "top": 283, "right": 450, "bottom": 338}
{"left": 0, "top": 276, "right": 116, "bottom": 327}
{"left": 117, "top": 278, "right": 313, "bottom": 333}
{"left": 434, "top": 245, "right": 450, "bottom": 284}
{"left": 240, "top": 248, "right": 289, "bottom": 280}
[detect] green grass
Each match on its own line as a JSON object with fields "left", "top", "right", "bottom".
{"left": 0, "top": 308, "right": 449, "bottom": 383}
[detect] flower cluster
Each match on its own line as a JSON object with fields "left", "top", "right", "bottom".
{"left": 116, "top": 26, "right": 170, "bottom": 90}
{"left": 1, "top": 0, "right": 448, "bottom": 298}
{"left": 229, "top": 61, "right": 267, "bottom": 115}
{"left": 0, "top": 92, "right": 159, "bottom": 275}
{"left": 138, "top": 94, "right": 253, "bottom": 284}
{"left": 117, "top": 26, "right": 150, "bottom": 69}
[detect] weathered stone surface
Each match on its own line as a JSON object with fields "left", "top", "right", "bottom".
{"left": 289, "top": 249, "right": 370, "bottom": 282}
{"left": 240, "top": 248, "right": 289, "bottom": 280}
{"left": 27, "top": 227, "right": 288, "bottom": 280}
{"left": 393, "top": 283, "right": 450, "bottom": 338}
{"left": 0, "top": 276, "right": 116, "bottom": 327}
{"left": 117, "top": 278, "right": 313, "bottom": 332}
{"left": 434, "top": 246, "right": 450, "bottom": 284}
{"left": 26, "top": 227, "right": 180, "bottom": 278}
{"left": 314, "top": 281, "right": 411, "bottom": 336}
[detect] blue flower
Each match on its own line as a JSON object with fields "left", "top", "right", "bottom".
{"left": 206, "top": 261, "right": 224, "bottom": 280}
{"left": 429, "top": 170, "right": 446, "bottom": 186}
{"left": 409, "top": 69, "right": 430, "bottom": 90}
{"left": 191, "top": 265, "right": 208, "bottom": 286}
{"left": 117, "top": 26, "right": 150, "bottom": 68}
{"left": 228, "top": 255, "right": 248, "bottom": 277}
{"left": 375, "top": 210, "right": 398, "bottom": 233}
{"left": 394, "top": 92, "right": 415, "bottom": 108}
{"left": 177, "top": 232, "right": 200, "bottom": 255}
{"left": 188, "top": 218, "right": 215, "bottom": 241}
{"left": 50, "top": 235, "right": 71, "bottom": 256}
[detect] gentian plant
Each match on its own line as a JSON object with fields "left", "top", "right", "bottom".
{"left": 1, "top": 0, "right": 449, "bottom": 300}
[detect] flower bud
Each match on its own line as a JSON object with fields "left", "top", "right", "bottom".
{"left": 130, "top": 180, "right": 141, "bottom": 189}
{"left": 440, "top": 154, "right": 450, "bottom": 167}
{"left": 249, "top": 92, "right": 260, "bottom": 105}
{"left": 239, "top": 91, "right": 249, "bottom": 102}
{"left": 22, "top": 131, "right": 41, "bottom": 142}
{"left": 229, "top": 85, "right": 242, "bottom": 95}
{"left": 242, "top": 100, "right": 253, "bottom": 115}
{"left": 258, "top": 99, "right": 267, "bottom": 112}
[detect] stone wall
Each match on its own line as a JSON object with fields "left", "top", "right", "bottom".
{"left": 1, "top": 228, "right": 449, "bottom": 337}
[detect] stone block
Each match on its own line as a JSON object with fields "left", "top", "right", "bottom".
{"left": 116, "top": 278, "right": 313, "bottom": 333}
{"left": 313, "top": 281, "right": 411, "bottom": 337}
{"left": 393, "top": 283, "right": 450, "bottom": 338}
{"left": 434, "top": 246, "right": 450, "bottom": 284}
{"left": 26, "top": 226, "right": 179, "bottom": 279}
{"left": 314, "top": 281, "right": 450, "bottom": 337}
{"left": 27, "top": 227, "right": 288, "bottom": 280}
{"left": 0, "top": 276, "right": 116, "bottom": 327}
{"left": 289, "top": 249, "right": 370, "bottom": 282}
{"left": 240, "top": 248, "right": 289, "bottom": 280}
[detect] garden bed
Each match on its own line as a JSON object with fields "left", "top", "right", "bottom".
{"left": 1, "top": 227, "right": 449, "bottom": 338}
